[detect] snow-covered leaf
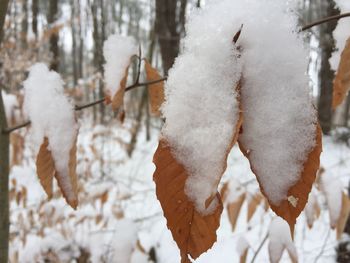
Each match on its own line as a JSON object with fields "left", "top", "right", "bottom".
{"left": 236, "top": 236, "right": 249, "bottom": 263}
{"left": 153, "top": 140, "right": 224, "bottom": 262}
{"left": 240, "top": 124, "right": 322, "bottom": 230}
{"left": 304, "top": 190, "right": 320, "bottom": 229}
{"left": 221, "top": 180, "right": 245, "bottom": 231}
{"left": 23, "top": 63, "right": 79, "bottom": 209}
{"left": 144, "top": 60, "right": 164, "bottom": 117}
{"left": 333, "top": 37, "right": 350, "bottom": 109}
{"left": 320, "top": 172, "right": 343, "bottom": 228}
{"left": 103, "top": 34, "right": 138, "bottom": 110}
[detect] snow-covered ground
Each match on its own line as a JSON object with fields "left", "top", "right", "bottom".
{"left": 8, "top": 117, "right": 350, "bottom": 263}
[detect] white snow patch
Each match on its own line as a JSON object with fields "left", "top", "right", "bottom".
{"left": 23, "top": 63, "right": 78, "bottom": 201}
{"left": 236, "top": 236, "right": 249, "bottom": 256}
{"left": 103, "top": 34, "right": 138, "bottom": 97}
{"left": 110, "top": 219, "right": 138, "bottom": 263}
{"left": 161, "top": 0, "right": 242, "bottom": 214}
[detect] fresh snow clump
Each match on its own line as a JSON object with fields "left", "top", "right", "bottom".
{"left": 161, "top": 0, "right": 242, "bottom": 214}
{"left": 23, "top": 63, "right": 77, "bottom": 196}
{"left": 103, "top": 34, "right": 137, "bottom": 97}
{"left": 1, "top": 90, "right": 19, "bottom": 123}
{"left": 237, "top": 0, "right": 317, "bottom": 205}
{"left": 320, "top": 172, "right": 343, "bottom": 227}
{"left": 162, "top": 0, "right": 317, "bottom": 213}
{"left": 268, "top": 217, "right": 297, "bottom": 263}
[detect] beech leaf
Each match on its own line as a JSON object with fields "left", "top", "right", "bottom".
{"left": 153, "top": 140, "right": 223, "bottom": 262}
{"left": 55, "top": 135, "right": 78, "bottom": 209}
{"left": 36, "top": 136, "right": 79, "bottom": 209}
{"left": 333, "top": 37, "right": 350, "bottom": 109}
{"left": 247, "top": 193, "right": 263, "bottom": 222}
{"left": 36, "top": 137, "right": 55, "bottom": 199}
{"left": 239, "top": 124, "right": 322, "bottom": 231}
{"left": 221, "top": 181, "right": 245, "bottom": 231}
{"left": 336, "top": 192, "right": 350, "bottom": 240}
{"left": 112, "top": 66, "right": 130, "bottom": 111}
{"left": 144, "top": 60, "right": 164, "bottom": 116}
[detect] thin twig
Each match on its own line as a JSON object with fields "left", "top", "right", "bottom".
{"left": 3, "top": 120, "right": 31, "bottom": 134}
{"left": 302, "top": 12, "right": 350, "bottom": 31}
{"left": 2, "top": 78, "right": 166, "bottom": 134}
{"left": 250, "top": 233, "right": 269, "bottom": 263}
{"left": 313, "top": 228, "right": 331, "bottom": 263}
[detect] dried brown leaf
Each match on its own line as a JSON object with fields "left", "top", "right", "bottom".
{"left": 145, "top": 60, "right": 165, "bottom": 116}
{"left": 336, "top": 192, "right": 350, "bottom": 240}
{"left": 112, "top": 66, "right": 130, "bottom": 111}
{"left": 153, "top": 140, "right": 223, "bottom": 262}
{"left": 227, "top": 194, "right": 245, "bottom": 231}
{"left": 36, "top": 137, "right": 55, "bottom": 198}
{"left": 220, "top": 182, "right": 245, "bottom": 231}
{"left": 239, "top": 124, "right": 322, "bottom": 231}
{"left": 153, "top": 82, "right": 243, "bottom": 261}
{"left": 240, "top": 248, "right": 248, "bottom": 263}
{"left": 247, "top": 193, "right": 263, "bottom": 222}
{"left": 333, "top": 37, "right": 350, "bottom": 109}
{"left": 55, "top": 136, "right": 79, "bottom": 209}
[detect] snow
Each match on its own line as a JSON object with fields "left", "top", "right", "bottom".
{"left": 330, "top": 0, "right": 350, "bottom": 70}
{"left": 224, "top": 178, "right": 245, "bottom": 204}
{"left": 304, "top": 189, "right": 319, "bottom": 227}
{"left": 268, "top": 217, "right": 298, "bottom": 263}
{"left": 1, "top": 90, "right": 19, "bottom": 124}
{"left": 23, "top": 63, "right": 78, "bottom": 200}
{"left": 236, "top": 0, "right": 317, "bottom": 206}
{"left": 161, "top": 0, "right": 242, "bottom": 214}
{"left": 236, "top": 236, "right": 249, "bottom": 256}
{"left": 320, "top": 172, "right": 343, "bottom": 228}
{"left": 109, "top": 219, "right": 138, "bottom": 263}
{"left": 103, "top": 34, "right": 138, "bottom": 97}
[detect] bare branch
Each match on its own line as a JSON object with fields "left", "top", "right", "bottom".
{"left": 2, "top": 78, "right": 167, "bottom": 134}
{"left": 302, "top": 12, "right": 350, "bottom": 31}
{"left": 250, "top": 233, "right": 268, "bottom": 263}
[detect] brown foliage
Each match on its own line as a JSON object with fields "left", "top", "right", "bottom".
{"left": 333, "top": 37, "right": 350, "bottom": 109}
{"left": 145, "top": 60, "right": 165, "bottom": 116}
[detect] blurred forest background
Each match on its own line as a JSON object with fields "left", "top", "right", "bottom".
{"left": 1, "top": 0, "right": 350, "bottom": 262}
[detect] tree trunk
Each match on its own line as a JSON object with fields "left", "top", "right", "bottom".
{"left": 0, "top": 1, "right": 10, "bottom": 262}
{"left": 155, "top": 0, "right": 187, "bottom": 74}
{"left": 21, "top": 0, "right": 28, "bottom": 48}
{"left": 0, "top": 91, "right": 9, "bottom": 263}
{"left": 71, "top": 0, "right": 78, "bottom": 85}
{"left": 47, "top": 0, "right": 59, "bottom": 71}
{"left": 317, "top": 1, "right": 339, "bottom": 134}
{"left": 32, "top": 0, "right": 38, "bottom": 39}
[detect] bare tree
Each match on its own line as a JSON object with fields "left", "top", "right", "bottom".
{"left": 0, "top": 1, "right": 11, "bottom": 262}
{"left": 155, "top": 0, "right": 187, "bottom": 74}
{"left": 47, "top": 0, "right": 59, "bottom": 71}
